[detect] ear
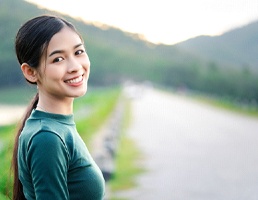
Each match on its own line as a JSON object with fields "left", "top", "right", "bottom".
{"left": 21, "top": 63, "right": 38, "bottom": 83}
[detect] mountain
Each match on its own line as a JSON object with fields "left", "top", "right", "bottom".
{"left": 0, "top": 0, "right": 258, "bottom": 102}
{"left": 0, "top": 0, "right": 199, "bottom": 86}
{"left": 176, "top": 20, "right": 258, "bottom": 69}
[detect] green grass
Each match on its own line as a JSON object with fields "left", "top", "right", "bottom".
{"left": 109, "top": 137, "right": 144, "bottom": 190}
{"left": 162, "top": 86, "right": 258, "bottom": 118}
{"left": 74, "top": 87, "right": 121, "bottom": 146}
{"left": 190, "top": 93, "right": 258, "bottom": 118}
{"left": 0, "top": 125, "right": 16, "bottom": 200}
{"left": 0, "top": 86, "right": 122, "bottom": 199}
{"left": 108, "top": 99, "right": 145, "bottom": 200}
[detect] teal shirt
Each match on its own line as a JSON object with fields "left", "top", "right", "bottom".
{"left": 18, "top": 110, "right": 105, "bottom": 200}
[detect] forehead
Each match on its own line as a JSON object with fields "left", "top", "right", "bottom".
{"left": 47, "top": 27, "right": 82, "bottom": 53}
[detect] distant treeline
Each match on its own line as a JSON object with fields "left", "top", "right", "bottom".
{"left": 0, "top": 0, "right": 257, "bottom": 104}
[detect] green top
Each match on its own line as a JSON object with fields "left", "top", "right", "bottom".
{"left": 18, "top": 109, "right": 105, "bottom": 200}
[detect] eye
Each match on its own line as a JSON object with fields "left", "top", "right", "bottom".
{"left": 75, "top": 49, "right": 84, "bottom": 55}
{"left": 53, "top": 57, "right": 64, "bottom": 63}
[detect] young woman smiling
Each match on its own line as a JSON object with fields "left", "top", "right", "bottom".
{"left": 12, "top": 15, "right": 105, "bottom": 200}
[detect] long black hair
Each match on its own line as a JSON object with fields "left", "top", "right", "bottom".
{"left": 12, "top": 15, "right": 81, "bottom": 200}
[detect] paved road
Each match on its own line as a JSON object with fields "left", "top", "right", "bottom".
{"left": 119, "top": 88, "right": 258, "bottom": 200}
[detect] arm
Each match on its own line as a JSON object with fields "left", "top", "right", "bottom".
{"left": 27, "top": 131, "right": 69, "bottom": 200}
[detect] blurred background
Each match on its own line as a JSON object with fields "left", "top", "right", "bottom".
{"left": 0, "top": 0, "right": 258, "bottom": 199}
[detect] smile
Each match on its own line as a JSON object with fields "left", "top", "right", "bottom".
{"left": 65, "top": 75, "right": 83, "bottom": 84}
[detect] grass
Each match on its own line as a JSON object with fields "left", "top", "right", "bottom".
{"left": 190, "top": 93, "right": 258, "bottom": 118}
{"left": 76, "top": 89, "right": 145, "bottom": 198}
{"left": 162, "top": 86, "right": 258, "bottom": 118}
{"left": 0, "top": 125, "right": 16, "bottom": 199}
{"left": 74, "top": 87, "right": 121, "bottom": 146}
{"left": 108, "top": 98, "right": 145, "bottom": 200}
{"left": 0, "top": 86, "right": 123, "bottom": 199}
{"left": 2, "top": 85, "right": 257, "bottom": 199}
{"left": 109, "top": 137, "right": 144, "bottom": 189}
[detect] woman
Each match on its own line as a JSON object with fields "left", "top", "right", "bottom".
{"left": 12, "top": 15, "right": 105, "bottom": 200}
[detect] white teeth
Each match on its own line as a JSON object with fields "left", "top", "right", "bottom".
{"left": 66, "top": 75, "right": 83, "bottom": 84}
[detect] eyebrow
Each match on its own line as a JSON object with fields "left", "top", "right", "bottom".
{"left": 48, "top": 43, "right": 83, "bottom": 57}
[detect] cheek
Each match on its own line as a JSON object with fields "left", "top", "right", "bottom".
{"left": 87, "top": 61, "right": 90, "bottom": 72}
{"left": 37, "top": 73, "right": 54, "bottom": 85}
{"left": 86, "top": 68, "right": 90, "bottom": 80}
{"left": 85, "top": 62, "right": 90, "bottom": 77}
{"left": 82, "top": 58, "right": 90, "bottom": 75}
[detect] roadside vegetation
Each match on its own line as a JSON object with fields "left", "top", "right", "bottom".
{"left": 192, "top": 93, "right": 258, "bottom": 118}
{"left": 1, "top": 1, "right": 257, "bottom": 199}
{"left": 160, "top": 85, "right": 258, "bottom": 118}
{"left": 0, "top": 86, "right": 140, "bottom": 200}
{"left": 1, "top": 85, "right": 257, "bottom": 199}
{"left": 176, "top": 89, "right": 258, "bottom": 118}
{"left": 108, "top": 98, "right": 145, "bottom": 200}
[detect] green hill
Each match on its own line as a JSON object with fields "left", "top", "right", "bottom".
{"left": 0, "top": 0, "right": 258, "bottom": 103}
{"left": 176, "top": 20, "right": 258, "bottom": 70}
{"left": 0, "top": 0, "right": 200, "bottom": 86}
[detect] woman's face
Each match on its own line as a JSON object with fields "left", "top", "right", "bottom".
{"left": 37, "top": 27, "right": 90, "bottom": 100}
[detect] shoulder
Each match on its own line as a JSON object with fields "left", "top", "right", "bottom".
{"left": 21, "top": 117, "right": 74, "bottom": 145}
{"left": 25, "top": 131, "right": 70, "bottom": 167}
{"left": 19, "top": 119, "right": 76, "bottom": 159}
{"left": 29, "top": 130, "right": 66, "bottom": 148}
{"left": 23, "top": 130, "right": 69, "bottom": 160}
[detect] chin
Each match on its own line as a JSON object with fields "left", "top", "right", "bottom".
{"left": 75, "top": 86, "right": 88, "bottom": 97}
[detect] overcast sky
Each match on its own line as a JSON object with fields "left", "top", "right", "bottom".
{"left": 26, "top": 0, "right": 258, "bottom": 44}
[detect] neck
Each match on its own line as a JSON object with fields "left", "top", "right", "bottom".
{"left": 37, "top": 93, "right": 74, "bottom": 115}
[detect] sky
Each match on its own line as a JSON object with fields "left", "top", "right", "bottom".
{"left": 26, "top": 0, "right": 258, "bottom": 45}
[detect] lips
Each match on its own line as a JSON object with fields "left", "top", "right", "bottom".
{"left": 64, "top": 75, "right": 83, "bottom": 84}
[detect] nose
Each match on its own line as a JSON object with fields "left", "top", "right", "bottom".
{"left": 67, "top": 57, "right": 82, "bottom": 73}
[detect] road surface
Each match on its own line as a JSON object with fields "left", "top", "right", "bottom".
{"left": 118, "top": 87, "right": 258, "bottom": 200}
